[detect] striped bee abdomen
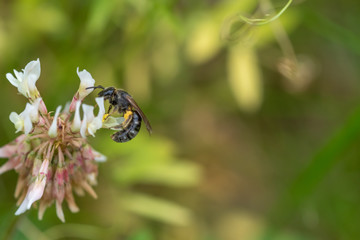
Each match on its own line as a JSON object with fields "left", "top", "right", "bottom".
{"left": 111, "top": 112, "right": 142, "bottom": 143}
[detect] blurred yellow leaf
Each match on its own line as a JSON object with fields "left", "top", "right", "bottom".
{"left": 117, "top": 161, "right": 202, "bottom": 187}
{"left": 102, "top": 135, "right": 202, "bottom": 186}
{"left": 185, "top": 16, "right": 221, "bottom": 64}
{"left": 122, "top": 193, "right": 192, "bottom": 226}
{"left": 216, "top": 211, "right": 265, "bottom": 240}
{"left": 227, "top": 44, "right": 263, "bottom": 113}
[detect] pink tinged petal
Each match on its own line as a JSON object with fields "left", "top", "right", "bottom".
{"left": 15, "top": 134, "right": 26, "bottom": 143}
{"left": 15, "top": 159, "right": 50, "bottom": 215}
{"left": 71, "top": 101, "right": 82, "bottom": 132}
{"left": 73, "top": 186, "right": 85, "bottom": 196}
{"left": 81, "top": 181, "right": 97, "bottom": 199}
{"left": 0, "top": 144, "right": 17, "bottom": 158}
{"left": 69, "top": 96, "right": 78, "bottom": 113}
{"left": 87, "top": 173, "right": 97, "bottom": 185}
{"left": 0, "top": 159, "right": 16, "bottom": 175}
{"left": 39, "top": 159, "right": 50, "bottom": 174}
{"left": 25, "top": 159, "right": 49, "bottom": 208}
{"left": 38, "top": 98, "right": 48, "bottom": 114}
{"left": 38, "top": 201, "right": 50, "bottom": 220}
{"left": 32, "top": 158, "right": 43, "bottom": 176}
{"left": 56, "top": 200, "right": 65, "bottom": 222}
{"left": 48, "top": 106, "right": 62, "bottom": 138}
{"left": 65, "top": 185, "right": 79, "bottom": 213}
{"left": 76, "top": 68, "right": 95, "bottom": 100}
{"left": 26, "top": 178, "right": 46, "bottom": 209}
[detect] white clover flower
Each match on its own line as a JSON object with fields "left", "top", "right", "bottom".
{"left": 6, "top": 59, "right": 41, "bottom": 101}
{"left": 77, "top": 68, "right": 95, "bottom": 100}
{"left": 80, "top": 97, "right": 105, "bottom": 138}
{"left": 15, "top": 159, "right": 49, "bottom": 216}
{"left": 1, "top": 60, "right": 107, "bottom": 222}
{"left": 9, "top": 102, "right": 39, "bottom": 134}
{"left": 68, "top": 68, "right": 96, "bottom": 112}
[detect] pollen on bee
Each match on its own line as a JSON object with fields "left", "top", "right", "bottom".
{"left": 102, "top": 114, "right": 109, "bottom": 122}
{"left": 124, "top": 110, "right": 133, "bottom": 121}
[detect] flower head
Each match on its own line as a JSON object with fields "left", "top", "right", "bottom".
{"left": 6, "top": 59, "right": 41, "bottom": 101}
{"left": 68, "top": 68, "right": 96, "bottom": 112}
{"left": 1, "top": 59, "right": 108, "bottom": 222}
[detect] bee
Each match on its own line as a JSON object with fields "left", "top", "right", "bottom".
{"left": 86, "top": 85, "right": 152, "bottom": 142}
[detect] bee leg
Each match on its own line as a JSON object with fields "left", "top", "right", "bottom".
{"left": 111, "top": 110, "right": 133, "bottom": 130}
{"left": 107, "top": 104, "right": 113, "bottom": 114}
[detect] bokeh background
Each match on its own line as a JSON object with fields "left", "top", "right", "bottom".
{"left": 1, "top": 0, "right": 360, "bottom": 239}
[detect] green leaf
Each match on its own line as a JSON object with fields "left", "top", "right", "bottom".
{"left": 269, "top": 104, "right": 360, "bottom": 229}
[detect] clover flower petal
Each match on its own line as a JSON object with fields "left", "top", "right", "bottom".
{"left": 71, "top": 101, "right": 82, "bottom": 132}
{"left": 48, "top": 106, "right": 62, "bottom": 138}
{"left": 77, "top": 68, "right": 95, "bottom": 99}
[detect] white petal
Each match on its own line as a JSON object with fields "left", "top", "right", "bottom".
{"left": 92, "top": 148, "right": 107, "bottom": 162}
{"left": 24, "top": 59, "right": 41, "bottom": 80}
{"left": 95, "top": 97, "right": 105, "bottom": 117}
{"left": 29, "top": 98, "right": 41, "bottom": 122}
{"left": 87, "top": 125, "right": 95, "bottom": 137}
{"left": 48, "top": 106, "right": 62, "bottom": 138}
{"left": 56, "top": 200, "right": 65, "bottom": 222}
{"left": 15, "top": 196, "right": 30, "bottom": 215}
{"left": 80, "top": 113, "right": 88, "bottom": 138}
{"left": 6, "top": 73, "right": 19, "bottom": 87}
{"left": 26, "top": 179, "right": 46, "bottom": 209}
{"left": 82, "top": 104, "right": 95, "bottom": 121}
{"left": 9, "top": 112, "right": 23, "bottom": 133}
{"left": 23, "top": 115, "right": 33, "bottom": 135}
{"left": 14, "top": 70, "right": 23, "bottom": 82}
{"left": 6, "top": 60, "right": 41, "bottom": 100}
{"left": 77, "top": 68, "right": 95, "bottom": 100}
{"left": 71, "top": 101, "right": 82, "bottom": 132}
{"left": 88, "top": 118, "right": 102, "bottom": 136}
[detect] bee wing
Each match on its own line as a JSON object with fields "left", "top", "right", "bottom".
{"left": 124, "top": 94, "right": 152, "bottom": 134}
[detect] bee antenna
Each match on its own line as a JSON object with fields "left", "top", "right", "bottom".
{"left": 86, "top": 85, "right": 105, "bottom": 90}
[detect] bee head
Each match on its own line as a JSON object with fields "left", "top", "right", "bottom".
{"left": 86, "top": 85, "right": 116, "bottom": 100}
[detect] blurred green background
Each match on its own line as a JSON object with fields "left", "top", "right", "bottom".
{"left": 1, "top": 0, "right": 360, "bottom": 239}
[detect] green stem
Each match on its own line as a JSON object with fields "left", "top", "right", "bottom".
{"left": 3, "top": 215, "right": 22, "bottom": 240}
